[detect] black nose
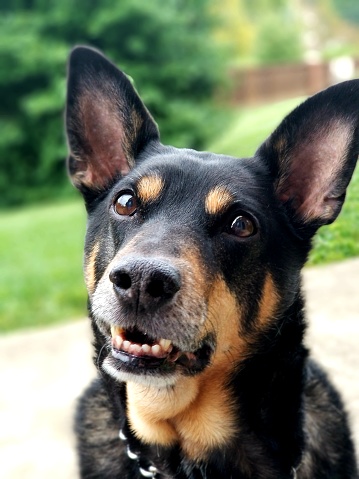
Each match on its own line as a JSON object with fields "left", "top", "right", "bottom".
{"left": 109, "top": 257, "right": 181, "bottom": 312}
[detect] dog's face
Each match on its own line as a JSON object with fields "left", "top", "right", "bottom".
{"left": 82, "top": 147, "right": 286, "bottom": 388}
{"left": 66, "top": 47, "right": 359, "bottom": 390}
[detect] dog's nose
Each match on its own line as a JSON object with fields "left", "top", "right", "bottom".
{"left": 109, "top": 257, "right": 181, "bottom": 312}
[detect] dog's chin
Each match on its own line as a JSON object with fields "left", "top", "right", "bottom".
{"left": 100, "top": 324, "right": 214, "bottom": 388}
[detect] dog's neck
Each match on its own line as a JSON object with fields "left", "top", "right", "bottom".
{"left": 126, "top": 365, "right": 238, "bottom": 462}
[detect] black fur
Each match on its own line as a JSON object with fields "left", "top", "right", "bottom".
{"left": 66, "top": 46, "right": 359, "bottom": 478}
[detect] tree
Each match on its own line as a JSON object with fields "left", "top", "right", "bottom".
{"left": 0, "top": 0, "right": 226, "bottom": 207}
{"left": 333, "top": 0, "right": 359, "bottom": 25}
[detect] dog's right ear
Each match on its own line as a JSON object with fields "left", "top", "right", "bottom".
{"left": 66, "top": 46, "right": 159, "bottom": 197}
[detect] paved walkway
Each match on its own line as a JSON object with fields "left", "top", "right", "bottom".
{"left": 1, "top": 259, "right": 359, "bottom": 479}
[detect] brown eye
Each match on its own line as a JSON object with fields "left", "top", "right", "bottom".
{"left": 230, "top": 215, "right": 256, "bottom": 238}
{"left": 114, "top": 192, "right": 138, "bottom": 216}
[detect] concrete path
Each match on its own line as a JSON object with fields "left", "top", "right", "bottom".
{"left": 1, "top": 259, "right": 359, "bottom": 479}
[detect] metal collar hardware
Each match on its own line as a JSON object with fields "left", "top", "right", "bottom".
{"left": 119, "top": 428, "right": 159, "bottom": 478}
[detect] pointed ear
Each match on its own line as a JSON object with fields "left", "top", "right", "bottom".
{"left": 65, "top": 46, "right": 159, "bottom": 196}
{"left": 257, "top": 80, "right": 359, "bottom": 233}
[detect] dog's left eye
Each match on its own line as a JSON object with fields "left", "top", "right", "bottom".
{"left": 229, "top": 215, "right": 256, "bottom": 238}
{"left": 114, "top": 192, "right": 138, "bottom": 216}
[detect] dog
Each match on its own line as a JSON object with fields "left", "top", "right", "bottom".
{"left": 66, "top": 46, "right": 359, "bottom": 478}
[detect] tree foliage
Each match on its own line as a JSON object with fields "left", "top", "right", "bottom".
{"left": 0, "top": 0, "right": 226, "bottom": 207}
{"left": 254, "top": 13, "right": 303, "bottom": 65}
{"left": 333, "top": 0, "right": 359, "bottom": 25}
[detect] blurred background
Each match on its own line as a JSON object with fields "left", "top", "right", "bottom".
{"left": 1, "top": 0, "right": 359, "bottom": 333}
{"left": 0, "top": 1, "right": 359, "bottom": 477}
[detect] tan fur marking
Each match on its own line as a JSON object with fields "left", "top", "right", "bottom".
{"left": 256, "top": 273, "right": 279, "bottom": 328}
{"left": 127, "top": 377, "right": 199, "bottom": 446}
{"left": 85, "top": 242, "right": 100, "bottom": 295}
{"left": 137, "top": 175, "right": 164, "bottom": 203}
{"left": 205, "top": 186, "right": 233, "bottom": 215}
{"left": 174, "top": 366, "right": 237, "bottom": 458}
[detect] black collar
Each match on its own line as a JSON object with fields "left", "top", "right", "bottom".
{"left": 119, "top": 427, "right": 300, "bottom": 479}
{"left": 119, "top": 427, "right": 162, "bottom": 478}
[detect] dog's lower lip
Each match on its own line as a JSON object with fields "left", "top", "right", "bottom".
{"left": 110, "top": 345, "right": 202, "bottom": 371}
{"left": 111, "top": 349, "right": 168, "bottom": 369}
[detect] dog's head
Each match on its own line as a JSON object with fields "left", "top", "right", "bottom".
{"left": 66, "top": 47, "right": 359, "bottom": 389}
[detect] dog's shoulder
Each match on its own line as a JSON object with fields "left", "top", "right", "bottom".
{"left": 75, "top": 378, "right": 135, "bottom": 478}
{"left": 299, "top": 359, "right": 358, "bottom": 478}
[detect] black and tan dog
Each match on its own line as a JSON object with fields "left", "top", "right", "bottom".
{"left": 66, "top": 46, "right": 359, "bottom": 478}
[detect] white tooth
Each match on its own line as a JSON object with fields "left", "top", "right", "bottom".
{"left": 142, "top": 344, "right": 151, "bottom": 355}
{"left": 129, "top": 344, "right": 142, "bottom": 355}
{"left": 115, "top": 336, "right": 123, "bottom": 350}
{"left": 123, "top": 340, "right": 131, "bottom": 351}
{"left": 159, "top": 339, "right": 172, "bottom": 351}
{"left": 151, "top": 344, "right": 162, "bottom": 357}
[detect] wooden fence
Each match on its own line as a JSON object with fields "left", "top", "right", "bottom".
{"left": 229, "top": 59, "right": 359, "bottom": 105}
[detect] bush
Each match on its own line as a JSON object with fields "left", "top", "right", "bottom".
{"left": 255, "top": 13, "right": 303, "bottom": 65}
{"left": 0, "top": 0, "right": 227, "bottom": 207}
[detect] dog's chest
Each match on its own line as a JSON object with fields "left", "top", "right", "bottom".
{"left": 126, "top": 370, "right": 238, "bottom": 462}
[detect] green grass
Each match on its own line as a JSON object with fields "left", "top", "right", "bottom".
{"left": 309, "top": 171, "right": 359, "bottom": 265}
{"left": 209, "top": 98, "right": 303, "bottom": 158}
{"left": 1, "top": 98, "right": 358, "bottom": 332}
{"left": 0, "top": 200, "right": 87, "bottom": 332}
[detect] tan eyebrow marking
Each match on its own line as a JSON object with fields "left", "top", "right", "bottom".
{"left": 136, "top": 175, "right": 164, "bottom": 203}
{"left": 205, "top": 186, "right": 233, "bottom": 215}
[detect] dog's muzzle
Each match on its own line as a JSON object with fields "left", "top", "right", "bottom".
{"left": 99, "top": 256, "right": 214, "bottom": 380}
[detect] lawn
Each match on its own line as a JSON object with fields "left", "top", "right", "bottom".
{"left": 0, "top": 200, "right": 87, "bottom": 332}
{"left": 1, "top": 98, "right": 358, "bottom": 332}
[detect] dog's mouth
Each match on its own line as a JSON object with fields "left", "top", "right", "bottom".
{"left": 109, "top": 325, "right": 213, "bottom": 374}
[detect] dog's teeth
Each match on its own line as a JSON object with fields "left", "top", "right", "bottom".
{"left": 129, "top": 343, "right": 142, "bottom": 355}
{"left": 151, "top": 344, "right": 162, "bottom": 357}
{"left": 115, "top": 336, "right": 123, "bottom": 350}
{"left": 142, "top": 344, "right": 151, "bottom": 354}
{"left": 159, "top": 339, "right": 172, "bottom": 351}
{"left": 111, "top": 331, "right": 173, "bottom": 358}
{"left": 111, "top": 325, "right": 124, "bottom": 338}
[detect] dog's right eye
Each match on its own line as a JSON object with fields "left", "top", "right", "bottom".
{"left": 228, "top": 214, "right": 257, "bottom": 239}
{"left": 114, "top": 192, "right": 138, "bottom": 216}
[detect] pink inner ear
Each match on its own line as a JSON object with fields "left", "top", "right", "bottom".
{"left": 277, "top": 119, "right": 352, "bottom": 222}
{"left": 73, "top": 88, "right": 132, "bottom": 188}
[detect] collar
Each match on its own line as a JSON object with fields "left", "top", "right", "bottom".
{"left": 119, "top": 428, "right": 162, "bottom": 478}
{"left": 119, "top": 428, "right": 300, "bottom": 479}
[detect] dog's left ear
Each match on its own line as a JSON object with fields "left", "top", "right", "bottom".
{"left": 257, "top": 80, "right": 359, "bottom": 233}
{"left": 66, "top": 46, "right": 159, "bottom": 196}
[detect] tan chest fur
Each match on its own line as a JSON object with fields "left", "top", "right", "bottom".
{"left": 126, "top": 367, "right": 238, "bottom": 461}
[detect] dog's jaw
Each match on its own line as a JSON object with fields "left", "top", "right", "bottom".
{"left": 100, "top": 323, "right": 214, "bottom": 388}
